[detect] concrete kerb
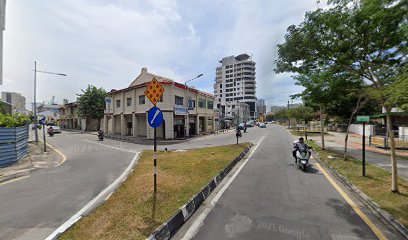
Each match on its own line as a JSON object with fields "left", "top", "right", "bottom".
{"left": 311, "top": 150, "right": 408, "bottom": 239}
{"left": 147, "top": 143, "right": 253, "bottom": 240}
{"left": 45, "top": 152, "right": 141, "bottom": 240}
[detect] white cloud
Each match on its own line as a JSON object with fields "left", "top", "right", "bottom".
{"left": 1, "top": 0, "right": 323, "bottom": 109}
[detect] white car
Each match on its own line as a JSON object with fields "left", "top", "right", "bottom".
{"left": 47, "top": 125, "right": 61, "bottom": 133}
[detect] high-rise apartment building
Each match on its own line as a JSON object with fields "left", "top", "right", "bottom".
{"left": 257, "top": 99, "right": 266, "bottom": 115}
{"left": 214, "top": 53, "right": 257, "bottom": 120}
{"left": 1, "top": 91, "right": 26, "bottom": 112}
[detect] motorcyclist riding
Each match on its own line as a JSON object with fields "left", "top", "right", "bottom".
{"left": 98, "top": 129, "right": 104, "bottom": 141}
{"left": 292, "top": 137, "right": 309, "bottom": 164}
{"left": 47, "top": 126, "right": 54, "bottom": 137}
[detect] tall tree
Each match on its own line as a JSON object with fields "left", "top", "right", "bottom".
{"left": 77, "top": 85, "right": 107, "bottom": 131}
{"left": 275, "top": 0, "right": 407, "bottom": 192}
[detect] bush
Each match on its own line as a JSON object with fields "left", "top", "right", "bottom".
{"left": 0, "top": 114, "right": 30, "bottom": 128}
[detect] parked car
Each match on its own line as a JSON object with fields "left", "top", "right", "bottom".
{"left": 238, "top": 123, "right": 245, "bottom": 130}
{"left": 46, "top": 123, "right": 62, "bottom": 133}
{"left": 246, "top": 121, "right": 255, "bottom": 127}
{"left": 260, "top": 123, "right": 266, "bottom": 128}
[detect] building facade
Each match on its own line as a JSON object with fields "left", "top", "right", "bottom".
{"left": 214, "top": 53, "right": 257, "bottom": 120}
{"left": 103, "top": 68, "right": 215, "bottom": 139}
{"left": 60, "top": 102, "right": 101, "bottom": 131}
{"left": 257, "top": 99, "right": 266, "bottom": 115}
{"left": 1, "top": 92, "right": 26, "bottom": 112}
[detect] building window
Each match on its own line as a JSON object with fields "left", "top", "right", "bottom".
{"left": 116, "top": 99, "right": 120, "bottom": 108}
{"left": 199, "top": 98, "right": 206, "bottom": 108}
{"left": 139, "top": 95, "right": 145, "bottom": 105}
{"left": 189, "top": 100, "right": 196, "bottom": 108}
{"left": 126, "top": 98, "right": 132, "bottom": 107}
{"left": 175, "top": 95, "right": 184, "bottom": 105}
{"left": 207, "top": 100, "right": 213, "bottom": 109}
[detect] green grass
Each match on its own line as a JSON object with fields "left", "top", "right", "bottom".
{"left": 307, "top": 140, "right": 408, "bottom": 228}
{"left": 60, "top": 143, "right": 250, "bottom": 240}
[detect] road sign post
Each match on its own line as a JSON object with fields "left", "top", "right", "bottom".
{"left": 357, "top": 116, "right": 370, "bottom": 176}
{"left": 145, "top": 78, "right": 165, "bottom": 194}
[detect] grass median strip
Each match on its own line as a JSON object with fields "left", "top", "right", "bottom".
{"left": 307, "top": 140, "right": 408, "bottom": 228}
{"left": 60, "top": 143, "right": 249, "bottom": 240}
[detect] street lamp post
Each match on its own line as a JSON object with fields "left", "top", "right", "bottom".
{"left": 33, "top": 61, "right": 67, "bottom": 142}
{"left": 184, "top": 73, "right": 203, "bottom": 139}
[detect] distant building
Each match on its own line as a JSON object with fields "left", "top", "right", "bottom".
{"left": 36, "top": 103, "right": 61, "bottom": 122}
{"left": 1, "top": 92, "right": 26, "bottom": 112}
{"left": 257, "top": 99, "right": 266, "bottom": 115}
{"left": 0, "top": 0, "right": 5, "bottom": 85}
{"left": 270, "top": 105, "right": 286, "bottom": 114}
{"left": 214, "top": 53, "right": 257, "bottom": 120}
{"left": 104, "top": 67, "right": 215, "bottom": 139}
{"left": 0, "top": 99, "right": 12, "bottom": 114}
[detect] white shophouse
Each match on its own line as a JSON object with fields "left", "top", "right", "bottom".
{"left": 103, "top": 68, "right": 215, "bottom": 139}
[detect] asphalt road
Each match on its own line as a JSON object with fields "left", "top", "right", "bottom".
{"left": 0, "top": 127, "right": 265, "bottom": 240}
{"left": 183, "top": 125, "right": 403, "bottom": 240}
{"left": 0, "top": 131, "right": 138, "bottom": 240}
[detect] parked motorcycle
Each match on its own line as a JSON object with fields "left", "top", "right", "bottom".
{"left": 98, "top": 130, "right": 104, "bottom": 141}
{"left": 296, "top": 146, "right": 312, "bottom": 171}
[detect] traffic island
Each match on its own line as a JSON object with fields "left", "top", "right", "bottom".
{"left": 59, "top": 143, "right": 251, "bottom": 240}
{"left": 307, "top": 140, "right": 408, "bottom": 237}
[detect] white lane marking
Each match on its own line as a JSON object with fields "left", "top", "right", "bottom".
{"left": 45, "top": 152, "right": 140, "bottom": 240}
{"left": 151, "top": 109, "right": 160, "bottom": 124}
{"left": 84, "top": 140, "right": 138, "bottom": 153}
{"left": 181, "top": 132, "right": 269, "bottom": 240}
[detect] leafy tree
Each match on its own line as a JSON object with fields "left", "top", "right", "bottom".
{"left": 76, "top": 85, "right": 107, "bottom": 131}
{"left": 275, "top": 0, "right": 407, "bottom": 192}
{"left": 288, "top": 106, "right": 314, "bottom": 125}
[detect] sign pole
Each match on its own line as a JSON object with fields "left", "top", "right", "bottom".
{"left": 43, "top": 124, "right": 47, "bottom": 152}
{"left": 362, "top": 122, "right": 366, "bottom": 177}
{"left": 154, "top": 126, "right": 157, "bottom": 193}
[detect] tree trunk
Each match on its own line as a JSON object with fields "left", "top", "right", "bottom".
{"left": 97, "top": 119, "right": 101, "bottom": 131}
{"left": 385, "top": 107, "right": 399, "bottom": 193}
{"left": 320, "top": 105, "right": 325, "bottom": 150}
{"left": 344, "top": 95, "right": 363, "bottom": 160}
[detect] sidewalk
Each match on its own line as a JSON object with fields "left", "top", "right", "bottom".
{"left": 328, "top": 131, "right": 408, "bottom": 158}
{"left": 0, "top": 141, "right": 63, "bottom": 184}
{"left": 311, "top": 131, "right": 408, "bottom": 181}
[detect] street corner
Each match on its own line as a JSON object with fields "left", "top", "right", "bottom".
{"left": 0, "top": 141, "right": 66, "bottom": 185}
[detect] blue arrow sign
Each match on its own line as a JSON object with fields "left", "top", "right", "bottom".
{"left": 148, "top": 106, "right": 164, "bottom": 129}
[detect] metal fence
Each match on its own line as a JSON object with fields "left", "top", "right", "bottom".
{"left": 0, "top": 125, "right": 29, "bottom": 167}
{"left": 369, "top": 135, "right": 408, "bottom": 150}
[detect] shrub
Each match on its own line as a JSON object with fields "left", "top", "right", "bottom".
{"left": 0, "top": 114, "right": 30, "bottom": 128}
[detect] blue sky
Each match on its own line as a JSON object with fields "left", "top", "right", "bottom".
{"left": 1, "top": 0, "right": 321, "bottom": 110}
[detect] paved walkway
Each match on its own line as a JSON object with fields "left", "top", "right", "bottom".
{"left": 312, "top": 132, "right": 408, "bottom": 181}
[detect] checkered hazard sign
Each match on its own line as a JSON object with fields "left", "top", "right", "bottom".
{"left": 144, "top": 78, "right": 165, "bottom": 105}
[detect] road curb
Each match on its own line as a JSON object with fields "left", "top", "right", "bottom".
{"left": 146, "top": 144, "right": 253, "bottom": 240}
{"left": 45, "top": 152, "right": 141, "bottom": 240}
{"left": 312, "top": 150, "right": 408, "bottom": 239}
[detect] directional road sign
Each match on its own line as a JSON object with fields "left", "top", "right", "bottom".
{"left": 145, "top": 78, "right": 165, "bottom": 105}
{"left": 356, "top": 115, "right": 370, "bottom": 123}
{"left": 148, "top": 106, "right": 164, "bottom": 129}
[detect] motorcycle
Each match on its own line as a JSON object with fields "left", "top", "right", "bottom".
{"left": 47, "top": 128, "right": 54, "bottom": 137}
{"left": 296, "top": 146, "right": 312, "bottom": 171}
{"left": 98, "top": 130, "right": 104, "bottom": 141}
